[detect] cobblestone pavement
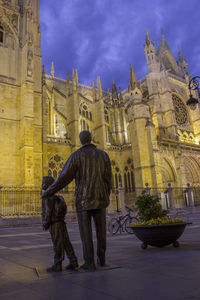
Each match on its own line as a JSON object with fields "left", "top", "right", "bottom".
{"left": 0, "top": 208, "right": 200, "bottom": 300}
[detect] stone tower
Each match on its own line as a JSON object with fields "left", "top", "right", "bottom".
{"left": 0, "top": 0, "right": 42, "bottom": 186}
{"left": 126, "top": 64, "right": 162, "bottom": 190}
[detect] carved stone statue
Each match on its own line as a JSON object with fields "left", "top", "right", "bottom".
{"left": 42, "top": 131, "right": 112, "bottom": 271}
{"left": 42, "top": 176, "right": 78, "bottom": 272}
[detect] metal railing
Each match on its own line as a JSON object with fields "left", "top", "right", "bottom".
{"left": 0, "top": 185, "right": 200, "bottom": 218}
{"left": 112, "top": 185, "right": 200, "bottom": 212}
{"left": 0, "top": 188, "right": 41, "bottom": 218}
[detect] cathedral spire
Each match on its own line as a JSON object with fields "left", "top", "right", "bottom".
{"left": 119, "top": 87, "right": 123, "bottom": 103}
{"left": 157, "top": 28, "right": 171, "bottom": 54}
{"left": 66, "top": 72, "right": 70, "bottom": 93}
{"left": 178, "top": 49, "right": 188, "bottom": 75}
{"left": 128, "top": 63, "right": 138, "bottom": 92}
{"left": 97, "top": 76, "right": 103, "bottom": 99}
{"left": 112, "top": 79, "right": 119, "bottom": 100}
{"left": 75, "top": 69, "right": 79, "bottom": 86}
{"left": 66, "top": 72, "right": 70, "bottom": 84}
{"left": 51, "top": 62, "right": 55, "bottom": 77}
{"left": 72, "top": 68, "right": 77, "bottom": 92}
{"left": 157, "top": 29, "right": 179, "bottom": 74}
{"left": 178, "top": 48, "right": 186, "bottom": 63}
{"left": 92, "top": 80, "right": 96, "bottom": 101}
{"left": 145, "top": 29, "right": 155, "bottom": 48}
{"left": 42, "top": 64, "right": 46, "bottom": 85}
{"left": 144, "top": 30, "right": 160, "bottom": 73}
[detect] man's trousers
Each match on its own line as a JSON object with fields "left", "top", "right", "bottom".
{"left": 77, "top": 208, "right": 106, "bottom": 267}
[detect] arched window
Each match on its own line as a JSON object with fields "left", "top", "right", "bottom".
{"left": 105, "top": 125, "right": 111, "bottom": 143}
{"left": 83, "top": 119, "right": 86, "bottom": 130}
{"left": 48, "top": 155, "right": 64, "bottom": 179}
{"left": 79, "top": 102, "right": 92, "bottom": 121}
{"left": 127, "top": 172, "right": 131, "bottom": 192}
{"left": 124, "top": 159, "right": 135, "bottom": 193}
{"left": 104, "top": 108, "right": 109, "bottom": 123}
{"left": 54, "top": 114, "right": 67, "bottom": 138}
{"left": 119, "top": 173, "right": 122, "bottom": 185}
{"left": 113, "top": 166, "right": 121, "bottom": 190}
{"left": 0, "top": 26, "right": 4, "bottom": 44}
{"left": 48, "top": 155, "right": 68, "bottom": 192}
{"left": 131, "top": 171, "right": 135, "bottom": 192}
{"left": 124, "top": 173, "right": 128, "bottom": 192}
{"left": 80, "top": 119, "right": 90, "bottom": 131}
{"left": 115, "top": 173, "right": 118, "bottom": 189}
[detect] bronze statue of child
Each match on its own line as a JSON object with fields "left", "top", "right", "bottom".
{"left": 41, "top": 176, "right": 78, "bottom": 272}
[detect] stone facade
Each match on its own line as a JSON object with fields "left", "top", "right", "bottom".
{"left": 0, "top": 0, "right": 42, "bottom": 187}
{"left": 1, "top": 1, "right": 200, "bottom": 208}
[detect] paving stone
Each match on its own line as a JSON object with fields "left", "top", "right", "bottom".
{"left": 0, "top": 208, "right": 200, "bottom": 299}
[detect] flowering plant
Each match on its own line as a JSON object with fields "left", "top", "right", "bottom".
{"left": 132, "top": 194, "right": 184, "bottom": 225}
{"left": 131, "top": 217, "right": 184, "bottom": 226}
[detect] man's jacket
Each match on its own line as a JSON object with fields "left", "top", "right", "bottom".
{"left": 45, "top": 144, "right": 112, "bottom": 212}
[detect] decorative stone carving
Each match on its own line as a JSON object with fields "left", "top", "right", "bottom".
{"left": 27, "top": 32, "right": 33, "bottom": 46}
{"left": 48, "top": 155, "right": 64, "bottom": 179}
{"left": 0, "top": 7, "right": 19, "bottom": 34}
{"left": 11, "top": 13, "right": 18, "bottom": 31}
{"left": 172, "top": 94, "right": 188, "bottom": 126}
{"left": 27, "top": 49, "right": 33, "bottom": 60}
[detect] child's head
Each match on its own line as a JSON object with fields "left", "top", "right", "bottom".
{"left": 42, "top": 176, "right": 55, "bottom": 190}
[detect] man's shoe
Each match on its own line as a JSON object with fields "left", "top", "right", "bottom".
{"left": 79, "top": 263, "right": 96, "bottom": 271}
{"left": 97, "top": 257, "right": 106, "bottom": 267}
{"left": 46, "top": 264, "right": 62, "bottom": 272}
{"left": 65, "top": 261, "right": 79, "bottom": 270}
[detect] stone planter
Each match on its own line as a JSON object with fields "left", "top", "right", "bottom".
{"left": 131, "top": 222, "right": 187, "bottom": 249}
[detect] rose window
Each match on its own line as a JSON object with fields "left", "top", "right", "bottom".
{"left": 172, "top": 94, "right": 188, "bottom": 126}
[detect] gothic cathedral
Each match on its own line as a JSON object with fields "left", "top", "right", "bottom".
{"left": 1, "top": 0, "right": 200, "bottom": 206}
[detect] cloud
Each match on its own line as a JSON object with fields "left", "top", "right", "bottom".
{"left": 40, "top": 0, "right": 200, "bottom": 90}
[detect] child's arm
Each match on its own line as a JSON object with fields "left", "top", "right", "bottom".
{"left": 43, "top": 196, "right": 54, "bottom": 230}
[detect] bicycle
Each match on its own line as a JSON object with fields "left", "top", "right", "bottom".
{"left": 107, "top": 206, "right": 139, "bottom": 235}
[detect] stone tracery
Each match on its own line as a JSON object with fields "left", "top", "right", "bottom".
{"left": 172, "top": 94, "right": 188, "bottom": 126}
{"left": 48, "top": 155, "right": 64, "bottom": 180}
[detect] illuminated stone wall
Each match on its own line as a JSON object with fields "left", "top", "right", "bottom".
{"left": 1, "top": 0, "right": 200, "bottom": 208}
{"left": 0, "top": 0, "right": 42, "bottom": 187}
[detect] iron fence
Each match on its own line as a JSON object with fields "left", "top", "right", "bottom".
{"left": 0, "top": 187, "right": 75, "bottom": 218}
{"left": 0, "top": 188, "right": 41, "bottom": 217}
{"left": 0, "top": 185, "right": 200, "bottom": 218}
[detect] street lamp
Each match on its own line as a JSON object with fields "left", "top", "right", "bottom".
{"left": 186, "top": 76, "right": 200, "bottom": 108}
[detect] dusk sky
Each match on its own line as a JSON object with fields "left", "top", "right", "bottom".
{"left": 39, "top": 0, "right": 200, "bottom": 91}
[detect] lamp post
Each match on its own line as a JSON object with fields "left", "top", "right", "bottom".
{"left": 186, "top": 76, "right": 200, "bottom": 108}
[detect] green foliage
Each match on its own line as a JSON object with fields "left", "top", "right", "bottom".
{"left": 135, "top": 194, "right": 167, "bottom": 222}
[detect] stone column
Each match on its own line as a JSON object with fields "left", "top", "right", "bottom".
{"left": 165, "top": 183, "right": 174, "bottom": 209}
{"left": 118, "top": 182, "right": 126, "bottom": 213}
{"left": 185, "top": 183, "right": 194, "bottom": 207}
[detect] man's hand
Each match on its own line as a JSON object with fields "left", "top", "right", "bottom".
{"left": 42, "top": 190, "right": 47, "bottom": 198}
{"left": 43, "top": 222, "right": 50, "bottom": 231}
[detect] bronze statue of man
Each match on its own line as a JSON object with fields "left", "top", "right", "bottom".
{"left": 42, "top": 131, "right": 112, "bottom": 271}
